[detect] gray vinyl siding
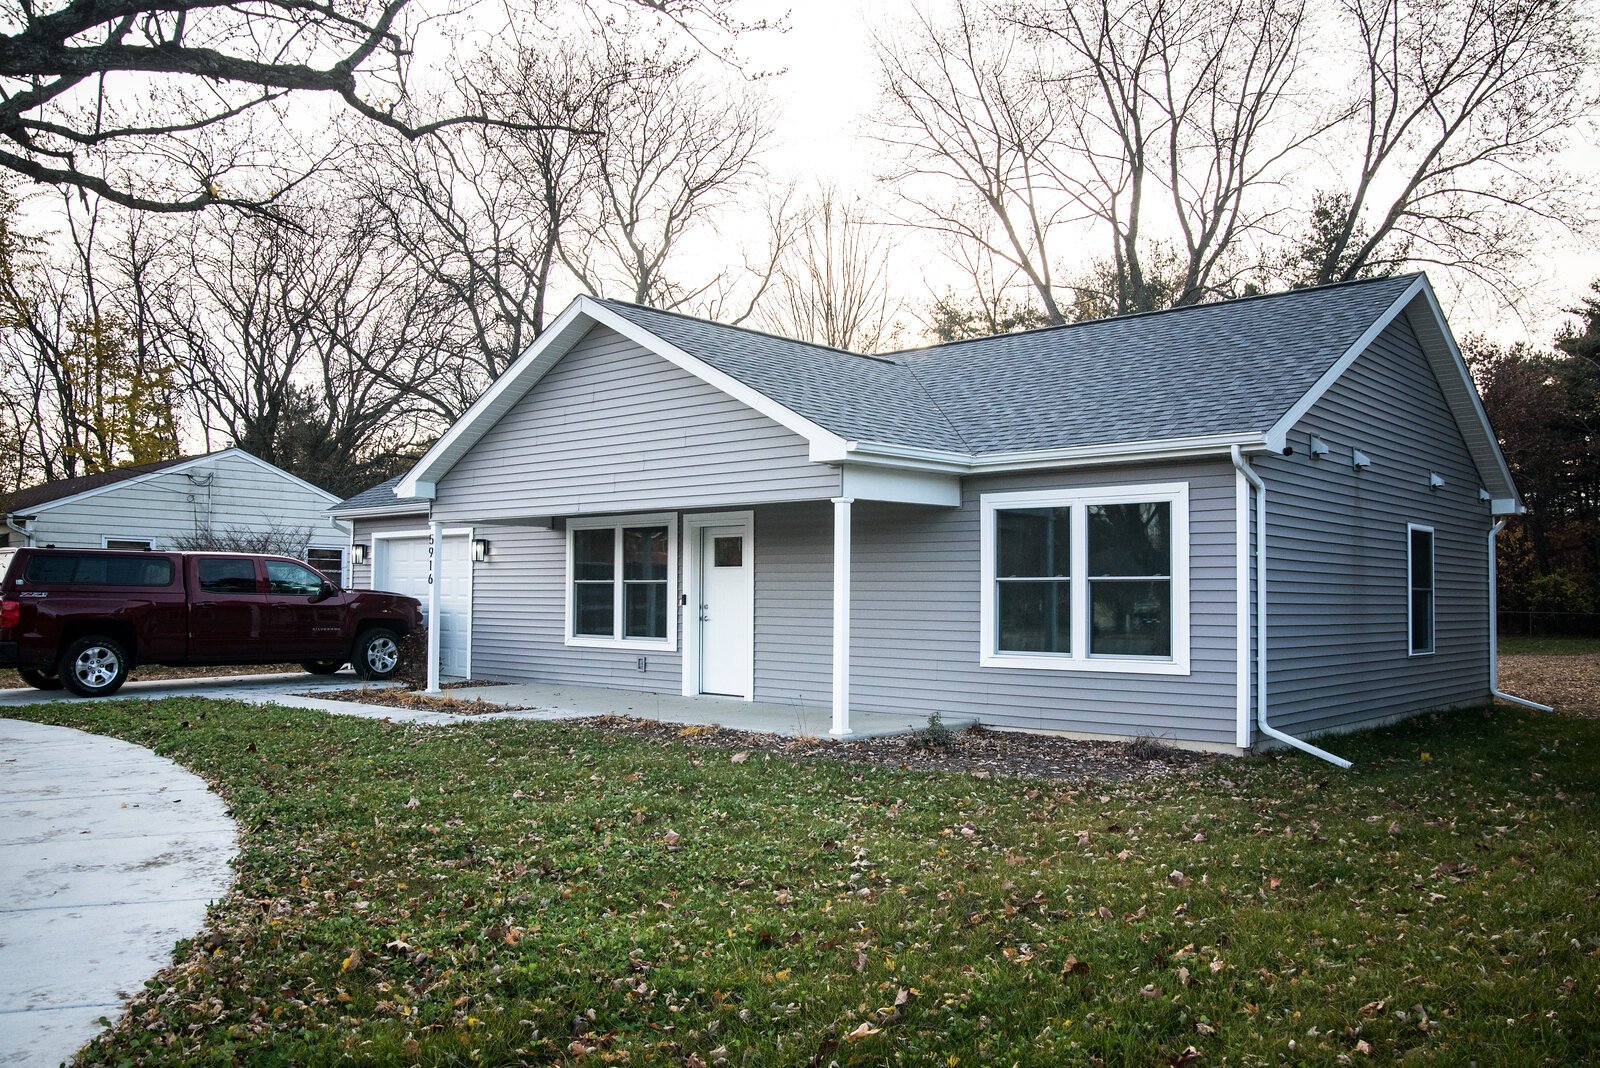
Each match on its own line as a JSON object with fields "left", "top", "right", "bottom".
{"left": 23, "top": 452, "right": 346, "bottom": 554}
{"left": 466, "top": 522, "right": 685, "bottom": 694}
{"left": 749, "top": 464, "right": 1243, "bottom": 746}
{"left": 349, "top": 514, "right": 430, "bottom": 590}
{"left": 430, "top": 325, "right": 840, "bottom": 522}
{"left": 1256, "top": 315, "right": 1493, "bottom": 737}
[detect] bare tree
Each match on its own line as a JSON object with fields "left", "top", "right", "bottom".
{"left": 560, "top": 49, "right": 784, "bottom": 321}
{"left": 1301, "top": 0, "right": 1591, "bottom": 293}
{"left": 0, "top": 188, "right": 181, "bottom": 485}
{"left": 1005, "top": 0, "right": 1316, "bottom": 312}
{"left": 874, "top": 0, "right": 1076, "bottom": 323}
{"left": 0, "top": 0, "right": 771, "bottom": 214}
{"left": 149, "top": 193, "right": 454, "bottom": 495}
{"left": 757, "top": 187, "right": 904, "bottom": 352}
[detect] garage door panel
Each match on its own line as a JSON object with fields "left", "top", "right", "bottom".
{"left": 375, "top": 534, "right": 470, "bottom": 681}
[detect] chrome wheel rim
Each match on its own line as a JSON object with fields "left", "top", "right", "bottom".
{"left": 73, "top": 646, "right": 120, "bottom": 690}
{"left": 366, "top": 636, "right": 399, "bottom": 674}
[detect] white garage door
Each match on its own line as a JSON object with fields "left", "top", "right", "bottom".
{"left": 375, "top": 534, "right": 471, "bottom": 680}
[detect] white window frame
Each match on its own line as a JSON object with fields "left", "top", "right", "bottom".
{"left": 1406, "top": 522, "right": 1436, "bottom": 657}
{"left": 980, "top": 482, "right": 1190, "bottom": 675}
{"left": 101, "top": 535, "right": 156, "bottom": 550}
{"left": 565, "top": 512, "right": 678, "bottom": 652}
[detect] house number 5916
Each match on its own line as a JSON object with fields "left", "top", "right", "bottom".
{"left": 428, "top": 540, "right": 435, "bottom": 584}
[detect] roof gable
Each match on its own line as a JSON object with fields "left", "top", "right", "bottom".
{"left": 5, "top": 448, "right": 339, "bottom": 517}
{"left": 398, "top": 274, "right": 1518, "bottom": 510}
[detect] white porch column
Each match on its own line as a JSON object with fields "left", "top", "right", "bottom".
{"left": 424, "top": 519, "right": 443, "bottom": 695}
{"left": 830, "top": 496, "right": 854, "bottom": 737}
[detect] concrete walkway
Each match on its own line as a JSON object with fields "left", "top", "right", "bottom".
{"left": 0, "top": 672, "right": 964, "bottom": 739}
{"left": 0, "top": 718, "right": 236, "bottom": 1067}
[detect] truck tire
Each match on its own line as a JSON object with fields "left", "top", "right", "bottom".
{"left": 301, "top": 660, "right": 345, "bottom": 676}
{"left": 59, "top": 635, "right": 131, "bottom": 698}
{"left": 18, "top": 667, "right": 64, "bottom": 691}
{"left": 351, "top": 628, "right": 402, "bottom": 681}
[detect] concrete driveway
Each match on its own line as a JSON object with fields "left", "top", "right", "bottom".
{"left": 0, "top": 718, "right": 236, "bottom": 1067}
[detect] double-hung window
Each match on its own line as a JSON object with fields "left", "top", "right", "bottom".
{"left": 981, "top": 483, "right": 1189, "bottom": 674}
{"left": 1407, "top": 524, "right": 1435, "bottom": 655}
{"left": 567, "top": 514, "right": 676, "bottom": 651}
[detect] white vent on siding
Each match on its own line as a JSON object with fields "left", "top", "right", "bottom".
{"left": 1429, "top": 472, "right": 1446, "bottom": 490}
{"left": 1352, "top": 449, "right": 1372, "bottom": 471}
{"left": 1309, "top": 435, "right": 1330, "bottom": 458}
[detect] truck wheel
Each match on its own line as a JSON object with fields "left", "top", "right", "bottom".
{"left": 352, "top": 628, "right": 402, "bottom": 681}
{"left": 301, "top": 660, "right": 345, "bottom": 676}
{"left": 18, "top": 667, "right": 64, "bottom": 691}
{"left": 59, "top": 635, "right": 131, "bottom": 698}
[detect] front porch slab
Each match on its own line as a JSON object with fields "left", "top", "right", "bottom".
{"left": 442, "top": 681, "right": 974, "bottom": 740}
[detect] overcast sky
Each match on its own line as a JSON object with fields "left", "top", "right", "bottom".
{"left": 714, "top": 0, "right": 1599, "bottom": 348}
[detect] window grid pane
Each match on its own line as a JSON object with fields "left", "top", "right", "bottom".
{"left": 996, "top": 579, "right": 1071, "bottom": 653}
{"left": 574, "top": 582, "right": 615, "bottom": 636}
{"left": 1089, "top": 579, "right": 1172, "bottom": 657}
{"left": 997, "top": 508, "right": 1070, "bottom": 578}
{"left": 1088, "top": 502, "right": 1170, "bottom": 577}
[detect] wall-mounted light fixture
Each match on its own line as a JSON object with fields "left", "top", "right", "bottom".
{"left": 1352, "top": 449, "right": 1372, "bottom": 471}
{"left": 352, "top": 543, "right": 368, "bottom": 565}
{"left": 1309, "top": 435, "right": 1330, "bottom": 459}
{"left": 472, "top": 537, "right": 491, "bottom": 562}
{"left": 1428, "top": 472, "right": 1446, "bottom": 490}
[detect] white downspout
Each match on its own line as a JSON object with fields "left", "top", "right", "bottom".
{"left": 1488, "top": 520, "right": 1553, "bottom": 712}
{"left": 1231, "top": 446, "right": 1353, "bottom": 769}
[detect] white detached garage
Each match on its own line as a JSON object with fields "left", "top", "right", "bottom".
{"left": 331, "top": 478, "right": 474, "bottom": 681}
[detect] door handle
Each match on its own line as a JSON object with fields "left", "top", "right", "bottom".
{"left": 194, "top": 601, "right": 217, "bottom": 608}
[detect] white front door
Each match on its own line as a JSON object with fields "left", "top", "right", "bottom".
{"left": 696, "top": 523, "right": 753, "bottom": 698}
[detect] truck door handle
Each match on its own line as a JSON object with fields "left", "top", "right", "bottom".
{"left": 194, "top": 601, "right": 217, "bottom": 608}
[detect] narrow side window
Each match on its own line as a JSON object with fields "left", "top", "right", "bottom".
{"left": 1408, "top": 525, "right": 1435, "bottom": 655}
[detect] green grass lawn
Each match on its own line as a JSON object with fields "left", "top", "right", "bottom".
{"left": 15, "top": 700, "right": 1600, "bottom": 1067}
{"left": 1498, "top": 635, "right": 1600, "bottom": 657}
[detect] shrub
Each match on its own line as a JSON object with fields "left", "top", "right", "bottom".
{"left": 917, "top": 710, "right": 957, "bottom": 750}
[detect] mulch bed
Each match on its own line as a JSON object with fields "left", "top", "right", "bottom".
{"left": 578, "top": 715, "right": 1218, "bottom": 783}
{"left": 1497, "top": 653, "right": 1600, "bottom": 717}
{"left": 309, "top": 687, "right": 520, "bottom": 716}
{"left": 308, "top": 679, "right": 1216, "bottom": 782}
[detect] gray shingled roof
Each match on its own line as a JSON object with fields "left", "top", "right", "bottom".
{"left": 4, "top": 454, "right": 203, "bottom": 514}
{"left": 597, "top": 274, "right": 1420, "bottom": 454}
{"left": 331, "top": 474, "right": 425, "bottom": 514}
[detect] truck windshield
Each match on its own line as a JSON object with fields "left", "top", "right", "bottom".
{"left": 25, "top": 554, "right": 175, "bottom": 587}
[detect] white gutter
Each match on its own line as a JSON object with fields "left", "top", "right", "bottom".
{"left": 1231, "top": 446, "right": 1353, "bottom": 769}
{"left": 4, "top": 513, "right": 33, "bottom": 547}
{"left": 1488, "top": 520, "right": 1553, "bottom": 712}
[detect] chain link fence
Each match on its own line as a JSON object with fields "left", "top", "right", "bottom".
{"left": 1497, "top": 610, "right": 1600, "bottom": 638}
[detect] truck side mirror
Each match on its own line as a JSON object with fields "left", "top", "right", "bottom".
{"left": 313, "top": 581, "right": 337, "bottom": 603}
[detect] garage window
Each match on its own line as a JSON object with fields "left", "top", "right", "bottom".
{"left": 567, "top": 514, "right": 677, "bottom": 651}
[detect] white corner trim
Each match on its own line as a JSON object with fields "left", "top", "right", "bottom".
{"left": 977, "top": 481, "right": 1192, "bottom": 677}
{"left": 563, "top": 511, "right": 680, "bottom": 653}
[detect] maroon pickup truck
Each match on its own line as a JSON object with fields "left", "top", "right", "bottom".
{"left": 0, "top": 547, "right": 423, "bottom": 697}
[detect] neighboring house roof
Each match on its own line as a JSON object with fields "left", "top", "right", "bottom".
{"left": 329, "top": 474, "right": 428, "bottom": 517}
{"left": 399, "top": 274, "right": 1520, "bottom": 511}
{"left": 4, "top": 448, "right": 340, "bottom": 517}
{"left": 2, "top": 455, "right": 197, "bottom": 515}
